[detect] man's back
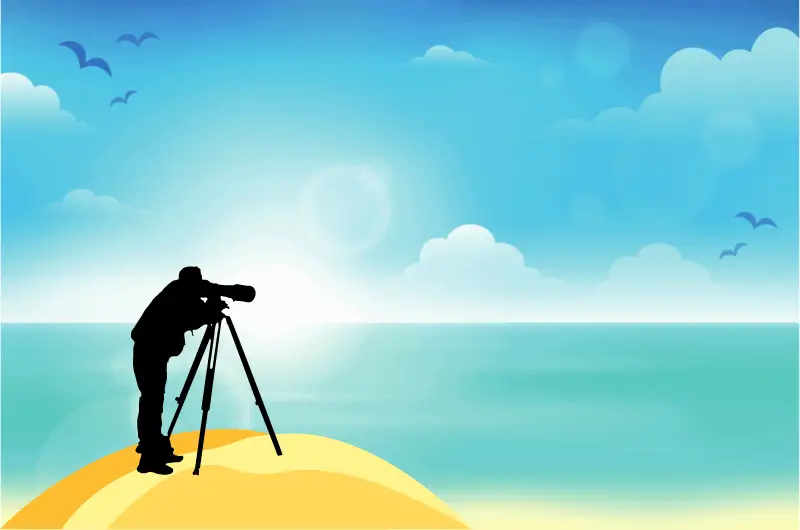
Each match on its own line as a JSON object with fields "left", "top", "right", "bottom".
{"left": 131, "top": 280, "right": 206, "bottom": 351}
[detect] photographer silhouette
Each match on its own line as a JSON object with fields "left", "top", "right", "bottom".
{"left": 130, "top": 266, "right": 226, "bottom": 475}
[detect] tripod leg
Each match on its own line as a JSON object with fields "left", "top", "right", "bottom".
{"left": 224, "top": 316, "right": 283, "bottom": 456}
{"left": 193, "top": 319, "right": 223, "bottom": 475}
{"left": 167, "top": 324, "right": 215, "bottom": 437}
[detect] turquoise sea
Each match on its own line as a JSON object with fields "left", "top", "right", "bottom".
{"left": 1, "top": 323, "right": 798, "bottom": 509}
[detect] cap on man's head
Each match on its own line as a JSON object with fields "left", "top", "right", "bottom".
{"left": 179, "top": 266, "right": 203, "bottom": 282}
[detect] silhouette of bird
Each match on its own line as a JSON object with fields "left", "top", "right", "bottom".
{"left": 116, "top": 32, "right": 159, "bottom": 47}
{"left": 735, "top": 211, "right": 777, "bottom": 229}
{"left": 719, "top": 242, "right": 747, "bottom": 260}
{"left": 59, "top": 41, "right": 112, "bottom": 77}
{"left": 110, "top": 90, "right": 137, "bottom": 107}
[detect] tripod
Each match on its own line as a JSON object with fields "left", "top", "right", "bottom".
{"left": 167, "top": 314, "right": 283, "bottom": 475}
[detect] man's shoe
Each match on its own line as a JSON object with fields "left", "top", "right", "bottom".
{"left": 136, "top": 445, "right": 183, "bottom": 463}
{"left": 163, "top": 452, "right": 184, "bottom": 463}
{"left": 137, "top": 459, "right": 174, "bottom": 475}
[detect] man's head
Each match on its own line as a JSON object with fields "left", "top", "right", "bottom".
{"left": 178, "top": 266, "right": 204, "bottom": 294}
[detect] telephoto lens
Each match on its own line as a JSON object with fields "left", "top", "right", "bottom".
{"left": 205, "top": 282, "right": 256, "bottom": 303}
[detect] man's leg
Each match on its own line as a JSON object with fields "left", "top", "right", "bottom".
{"left": 133, "top": 343, "right": 174, "bottom": 474}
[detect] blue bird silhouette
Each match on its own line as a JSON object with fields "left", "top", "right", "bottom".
{"left": 735, "top": 211, "right": 777, "bottom": 229}
{"left": 117, "top": 32, "right": 159, "bottom": 47}
{"left": 719, "top": 242, "right": 747, "bottom": 260}
{"left": 110, "top": 90, "right": 137, "bottom": 108}
{"left": 59, "top": 41, "right": 112, "bottom": 77}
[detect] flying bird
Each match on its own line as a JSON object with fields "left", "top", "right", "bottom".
{"left": 110, "top": 90, "right": 138, "bottom": 107}
{"left": 59, "top": 41, "right": 112, "bottom": 77}
{"left": 735, "top": 211, "right": 777, "bottom": 229}
{"left": 116, "top": 32, "right": 159, "bottom": 47}
{"left": 719, "top": 242, "right": 747, "bottom": 260}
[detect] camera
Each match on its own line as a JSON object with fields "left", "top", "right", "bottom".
{"left": 200, "top": 281, "right": 256, "bottom": 303}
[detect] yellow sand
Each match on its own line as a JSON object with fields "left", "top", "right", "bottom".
{"left": 4, "top": 430, "right": 467, "bottom": 530}
{"left": 3, "top": 429, "right": 260, "bottom": 529}
{"left": 194, "top": 433, "right": 460, "bottom": 519}
{"left": 110, "top": 467, "right": 466, "bottom": 529}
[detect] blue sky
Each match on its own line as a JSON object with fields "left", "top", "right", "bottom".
{"left": 1, "top": 0, "right": 798, "bottom": 323}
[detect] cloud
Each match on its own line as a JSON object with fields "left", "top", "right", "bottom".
{"left": 1, "top": 72, "right": 86, "bottom": 129}
{"left": 370, "top": 225, "right": 795, "bottom": 323}
{"left": 377, "top": 224, "right": 578, "bottom": 321}
{"left": 590, "top": 243, "right": 726, "bottom": 320}
{"left": 645, "top": 28, "right": 798, "bottom": 124}
{"left": 407, "top": 45, "right": 490, "bottom": 67}
{"left": 47, "top": 189, "right": 142, "bottom": 215}
{"left": 557, "top": 27, "right": 798, "bottom": 134}
{"left": 600, "top": 244, "right": 712, "bottom": 293}
{"left": 545, "top": 27, "right": 799, "bottom": 223}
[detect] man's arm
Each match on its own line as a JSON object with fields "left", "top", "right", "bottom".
{"left": 184, "top": 298, "right": 209, "bottom": 331}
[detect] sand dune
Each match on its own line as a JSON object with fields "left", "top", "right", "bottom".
{"left": 111, "top": 467, "right": 466, "bottom": 529}
{"left": 3, "top": 430, "right": 260, "bottom": 529}
{"left": 4, "top": 430, "right": 467, "bottom": 530}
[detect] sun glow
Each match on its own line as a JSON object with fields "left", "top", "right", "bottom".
{"left": 220, "top": 263, "right": 357, "bottom": 337}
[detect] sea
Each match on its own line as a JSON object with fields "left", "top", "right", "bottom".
{"left": 1, "top": 323, "right": 798, "bottom": 510}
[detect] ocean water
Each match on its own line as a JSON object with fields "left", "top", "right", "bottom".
{"left": 1, "top": 323, "right": 797, "bottom": 508}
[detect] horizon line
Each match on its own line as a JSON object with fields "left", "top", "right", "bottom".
{"left": 1, "top": 319, "right": 798, "bottom": 325}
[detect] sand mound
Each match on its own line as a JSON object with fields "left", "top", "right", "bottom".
{"left": 111, "top": 467, "right": 464, "bottom": 529}
{"left": 4, "top": 430, "right": 468, "bottom": 530}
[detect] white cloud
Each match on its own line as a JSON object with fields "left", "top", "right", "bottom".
{"left": 644, "top": 28, "right": 798, "bottom": 124}
{"left": 591, "top": 244, "right": 798, "bottom": 322}
{"left": 1, "top": 72, "right": 86, "bottom": 129}
{"left": 370, "top": 225, "right": 795, "bottom": 323}
{"left": 544, "top": 27, "right": 799, "bottom": 223}
{"left": 377, "top": 224, "right": 577, "bottom": 321}
{"left": 590, "top": 243, "right": 725, "bottom": 320}
{"left": 47, "top": 189, "right": 142, "bottom": 214}
{"left": 601, "top": 244, "right": 712, "bottom": 292}
{"left": 407, "top": 45, "right": 490, "bottom": 67}
{"left": 556, "top": 27, "right": 798, "bottom": 135}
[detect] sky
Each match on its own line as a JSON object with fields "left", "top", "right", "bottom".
{"left": 1, "top": 0, "right": 798, "bottom": 324}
